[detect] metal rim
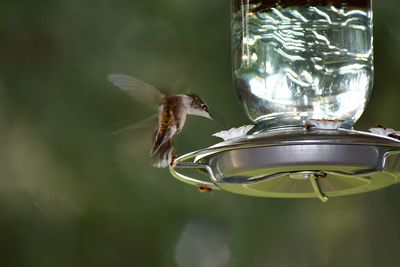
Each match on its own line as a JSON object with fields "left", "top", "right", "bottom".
{"left": 169, "top": 129, "right": 400, "bottom": 201}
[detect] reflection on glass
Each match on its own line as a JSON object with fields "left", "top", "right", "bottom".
{"left": 232, "top": 0, "right": 373, "bottom": 129}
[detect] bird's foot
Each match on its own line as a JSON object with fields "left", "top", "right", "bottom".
{"left": 169, "top": 154, "right": 177, "bottom": 166}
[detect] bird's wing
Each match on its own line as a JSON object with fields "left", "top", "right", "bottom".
{"left": 107, "top": 73, "right": 164, "bottom": 109}
{"left": 109, "top": 114, "right": 159, "bottom": 135}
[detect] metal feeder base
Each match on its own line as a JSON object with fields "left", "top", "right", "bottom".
{"left": 169, "top": 128, "right": 400, "bottom": 202}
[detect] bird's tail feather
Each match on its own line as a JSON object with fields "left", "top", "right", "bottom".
{"left": 151, "top": 141, "right": 174, "bottom": 168}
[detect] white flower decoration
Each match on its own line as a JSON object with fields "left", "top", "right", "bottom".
{"left": 213, "top": 125, "right": 255, "bottom": 141}
{"left": 369, "top": 127, "right": 395, "bottom": 136}
{"left": 307, "top": 119, "right": 344, "bottom": 130}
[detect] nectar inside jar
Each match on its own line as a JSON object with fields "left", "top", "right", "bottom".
{"left": 232, "top": 0, "right": 373, "bottom": 129}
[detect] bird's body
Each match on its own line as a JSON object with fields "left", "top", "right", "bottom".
{"left": 108, "top": 74, "right": 213, "bottom": 168}
{"left": 151, "top": 95, "right": 186, "bottom": 167}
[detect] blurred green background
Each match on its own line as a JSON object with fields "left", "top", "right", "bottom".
{"left": 1, "top": 0, "right": 400, "bottom": 266}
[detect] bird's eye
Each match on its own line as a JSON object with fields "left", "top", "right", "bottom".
{"left": 202, "top": 104, "right": 209, "bottom": 112}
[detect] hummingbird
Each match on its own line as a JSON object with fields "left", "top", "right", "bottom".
{"left": 108, "top": 73, "right": 214, "bottom": 168}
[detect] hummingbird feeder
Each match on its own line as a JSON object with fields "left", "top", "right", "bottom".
{"left": 170, "top": 0, "right": 400, "bottom": 202}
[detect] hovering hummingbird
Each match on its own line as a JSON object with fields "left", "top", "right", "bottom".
{"left": 108, "top": 73, "right": 214, "bottom": 168}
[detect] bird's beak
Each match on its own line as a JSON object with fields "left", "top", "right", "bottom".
{"left": 209, "top": 109, "right": 227, "bottom": 129}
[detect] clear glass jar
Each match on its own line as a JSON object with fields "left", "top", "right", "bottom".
{"left": 232, "top": 0, "right": 373, "bottom": 129}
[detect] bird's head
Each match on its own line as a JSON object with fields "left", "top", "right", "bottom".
{"left": 185, "top": 94, "right": 213, "bottom": 119}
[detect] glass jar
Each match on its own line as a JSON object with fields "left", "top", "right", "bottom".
{"left": 232, "top": 0, "right": 373, "bottom": 129}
